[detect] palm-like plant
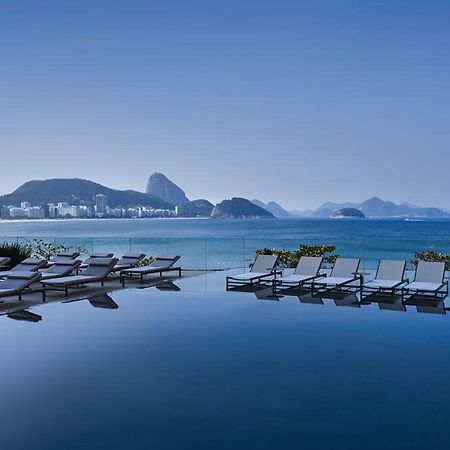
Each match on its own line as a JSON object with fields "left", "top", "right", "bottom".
{"left": 0, "top": 241, "right": 33, "bottom": 268}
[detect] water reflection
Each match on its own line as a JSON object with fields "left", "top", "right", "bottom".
{"left": 228, "top": 283, "right": 448, "bottom": 316}
{"left": 254, "top": 287, "right": 281, "bottom": 301}
{"left": 88, "top": 294, "right": 119, "bottom": 310}
{"left": 7, "top": 309, "right": 42, "bottom": 322}
{"left": 0, "top": 271, "right": 449, "bottom": 325}
{"left": 156, "top": 281, "right": 181, "bottom": 292}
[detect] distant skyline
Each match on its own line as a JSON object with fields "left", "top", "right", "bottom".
{"left": 1, "top": 0, "right": 450, "bottom": 209}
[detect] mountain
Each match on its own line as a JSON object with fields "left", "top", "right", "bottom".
{"left": 319, "top": 201, "right": 360, "bottom": 211}
{"left": 359, "top": 197, "right": 449, "bottom": 218}
{"left": 0, "top": 179, "right": 174, "bottom": 209}
{"left": 146, "top": 173, "right": 189, "bottom": 206}
{"left": 311, "top": 208, "right": 334, "bottom": 218}
{"left": 310, "top": 201, "right": 360, "bottom": 217}
{"left": 331, "top": 208, "right": 365, "bottom": 218}
{"left": 298, "top": 197, "right": 450, "bottom": 218}
{"left": 211, "top": 198, "right": 274, "bottom": 219}
{"left": 359, "top": 197, "right": 409, "bottom": 217}
{"left": 177, "top": 199, "right": 214, "bottom": 217}
{"left": 251, "top": 200, "right": 292, "bottom": 218}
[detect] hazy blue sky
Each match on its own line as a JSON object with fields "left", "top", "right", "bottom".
{"left": 1, "top": 0, "right": 449, "bottom": 209}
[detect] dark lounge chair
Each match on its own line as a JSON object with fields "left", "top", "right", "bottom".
{"left": 0, "top": 258, "right": 47, "bottom": 278}
{"left": 79, "top": 253, "right": 114, "bottom": 269}
{"left": 111, "top": 253, "right": 146, "bottom": 273}
{"left": 0, "top": 257, "right": 11, "bottom": 270}
{"left": 41, "top": 257, "right": 118, "bottom": 296}
{"left": 0, "top": 272, "right": 43, "bottom": 301}
{"left": 47, "top": 251, "right": 80, "bottom": 266}
{"left": 39, "top": 260, "right": 82, "bottom": 281}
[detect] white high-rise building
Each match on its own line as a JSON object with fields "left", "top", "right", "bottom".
{"left": 95, "top": 194, "right": 108, "bottom": 217}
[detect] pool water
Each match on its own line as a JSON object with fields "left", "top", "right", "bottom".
{"left": 1, "top": 286, "right": 449, "bottom": 450}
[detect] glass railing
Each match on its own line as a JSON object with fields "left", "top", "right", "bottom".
{"left": 4, "top": 236, "right": 450, "bottom": 274}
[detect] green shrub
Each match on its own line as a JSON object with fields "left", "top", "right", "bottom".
{"left": 412, "top": 250, "right": 450, "bottom": 271}
{"left": 138, "top": 257, "right": 154, "bottom": 267}
{"left": 0, "top": 241, "right": 33, "bottom": 267}
{"left": 256, "top": 244, "right": 338, "bottom": 268}
{"left": 26, "top": 239, "right": 87, "bottom": 261}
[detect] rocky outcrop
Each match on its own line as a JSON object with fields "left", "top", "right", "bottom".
{"left": 177, "top": 199, "right": 214, "bottom": 217}
{"left": 146, "top": 173, "right": 189, "bottom": 206}
{"left": 331, "top": 208, "right": 365, "bottom": 218}
{"left": 211, "top": 198, "right": 274, "bottom": 219}
{"left": 251, "top": 200, "right": 292, "bottom": 218}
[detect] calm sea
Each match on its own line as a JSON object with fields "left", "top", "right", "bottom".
{"left": 0, "top": 218, "right": 449, "bottom": 270}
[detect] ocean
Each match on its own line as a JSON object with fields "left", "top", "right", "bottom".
{"left": 0, "top": 217, "right": 449, "bottom": 270}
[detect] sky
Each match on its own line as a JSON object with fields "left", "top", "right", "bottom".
{"left": 1, "top": 0, "right": 450, "bottom": 210}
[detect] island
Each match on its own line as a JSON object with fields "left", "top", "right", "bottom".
{"left": 331, "top": 208, "right": 365, "bottom": 218}
{"left": 211, "top": 198, "right": 274, "bottom": 219}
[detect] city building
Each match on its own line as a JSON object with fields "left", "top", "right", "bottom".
{"left": 95, "top": 194, "right": 109, "bottom": 217}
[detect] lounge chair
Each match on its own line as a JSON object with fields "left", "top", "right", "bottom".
{"left": 120, "top": 256, "right": 181, "bottom": 285}
{"left": 362, "top": 260, "right": 407, "bottom": 299}
{"left": 0, "top": 272, "right": 43, "bottom": 301}
{"left": 311, "top": 258, "right": 362, "bottom": 296}
{"left": 48, "top": 251, "right": 80, "bottom": 265}
{"left": 41, "top": 257, "right": 118, "bottom": 296}
{"left": 0, "top": 258, "right": 47, "bottom": 277}
{"left": 274, "top": 256, "right": 325, "bottom": 291}
{"left": 39, "top": 260, "right": 82, "bottom": 281}
{"left": 79, "top": 253, "right": 114, "bottom": 269}
{"left": 111, "top": 253, "right": 146, "bottom": 273}
{"left": 0, "top": 257, "right": 11, "bottom": 270}
{"left": 226, "top": 254, "right": 280, "bottom": 290}
{"left": 402, "top": 261, "right": 448, "bottom": 300}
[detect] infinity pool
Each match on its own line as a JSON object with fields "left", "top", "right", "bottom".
{"left": 1, "top": 285, "right": 449, "bottom": 450}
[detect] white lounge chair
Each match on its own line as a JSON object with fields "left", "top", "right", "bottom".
{"left": 0, "top": 258, "right": 47, "bottom": 277}
{"left": 362, "top": 260, "right": 407, "bottom": 299}
{"left": 120, "top": 256, "right": 181, "bottom": 285}
{"left": 41, "top": 257, "right": 118, "bottom": 296}
{"left": 402, "top": 261, "right": 448, "bottom": 300}
{"left": 275, "top": 256, "right": 324, "bottom": 291}
{"left": 311, "top": 258, "right": 361, "bottom": 295}
{"left": 111, "top": 253, "right": 146, "bottom": 273}
{"left": 226, "top": 254, "right": 280, "bottom": 290}
{"left": 0, "top": 272, "right": 43, "bottom": 301}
